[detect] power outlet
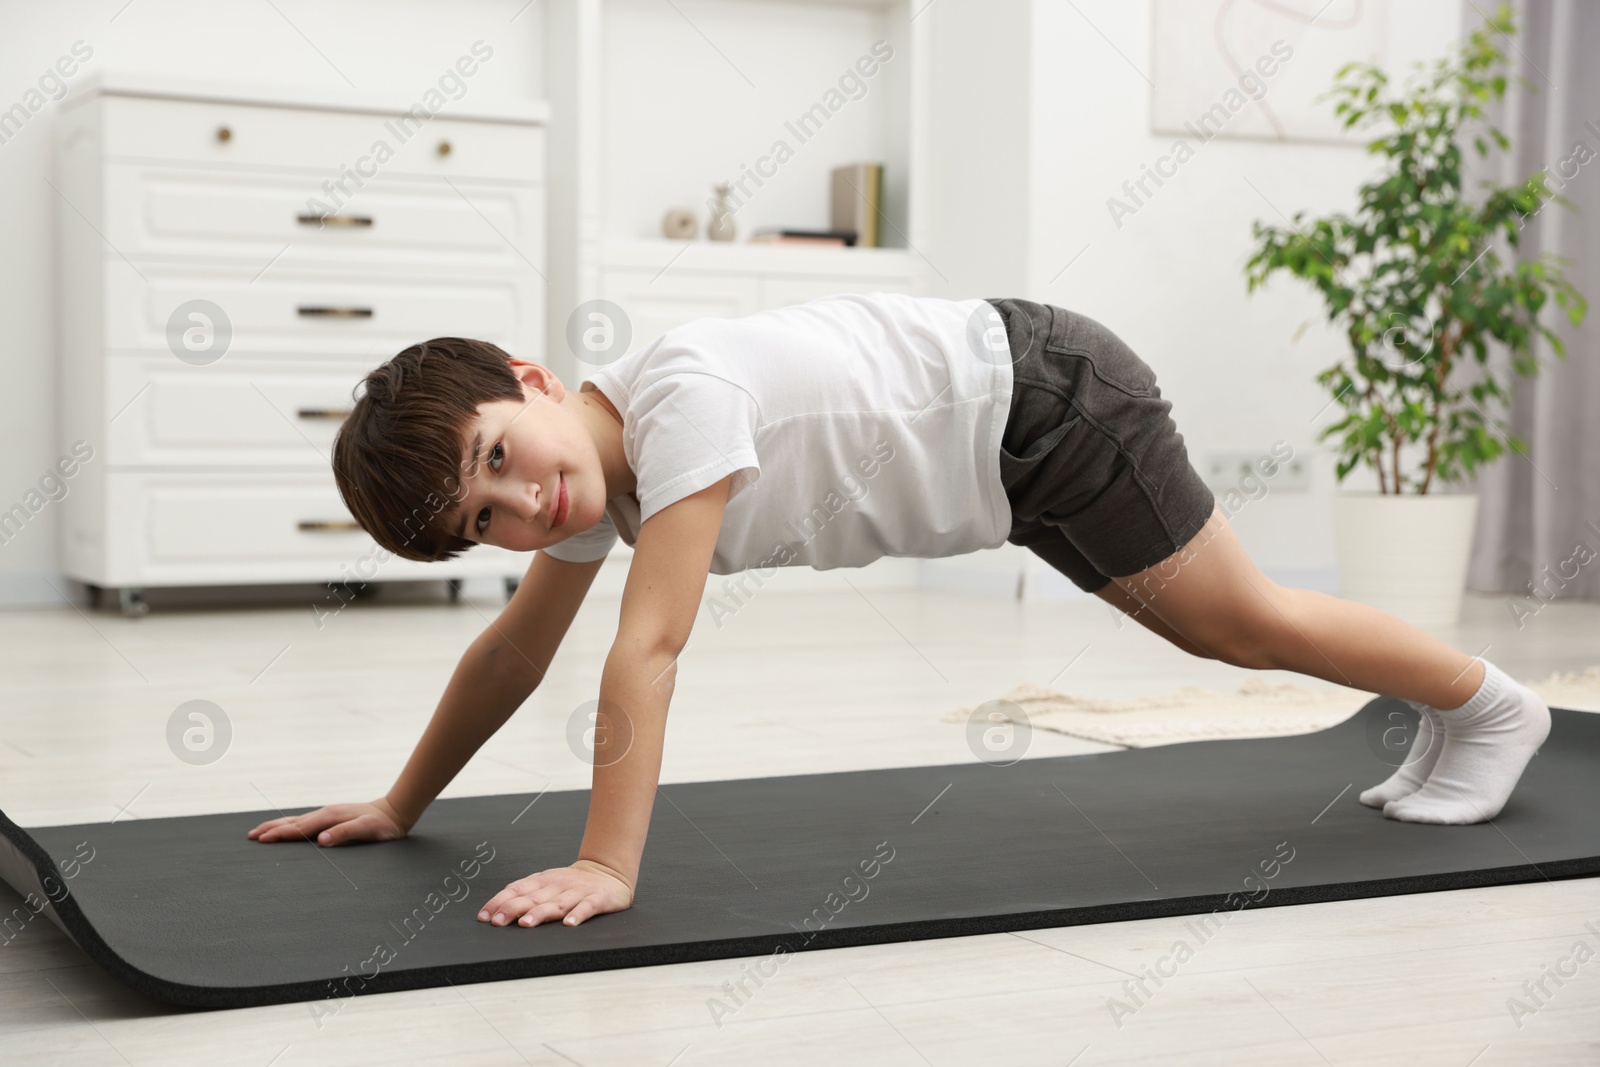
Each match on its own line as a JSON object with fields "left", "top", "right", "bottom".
{"left": 1203, "top": 450, "right": 1311, "bottom": 493}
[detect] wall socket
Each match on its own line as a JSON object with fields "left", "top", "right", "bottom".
{"left": 1202, "top": 450, "right": 1311, "bottom": 493}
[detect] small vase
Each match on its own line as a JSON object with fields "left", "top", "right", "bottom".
{"left": 706, "top": 182, "right": 736, "bottom": 242}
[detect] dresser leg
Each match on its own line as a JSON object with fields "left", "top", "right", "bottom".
{"left": 117, "top": 587, "right": 149, "bottom": 618}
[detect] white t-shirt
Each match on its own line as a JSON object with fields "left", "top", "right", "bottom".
{"left": 542, "top": 292, "right": 1015, "bottom": 574}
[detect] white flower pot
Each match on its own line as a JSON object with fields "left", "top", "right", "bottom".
{"left": 1331, "top": 492, "right": 1479, "bottom": 628}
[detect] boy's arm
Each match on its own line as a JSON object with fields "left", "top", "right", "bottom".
{"left": 248, "top": 550, "right": 606, "bottom": 845}
{"left": 384, "top": 550, "right": 610, "bottom": 828}
{"left": 477, "top": 474, "right": 732, "bottom": 928}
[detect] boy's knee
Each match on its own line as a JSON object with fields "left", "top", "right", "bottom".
{"left": 1207, "top": 635, "right": 1278, "bottom": 670}
{"left": 1190, "top": 612, "right": 1284, "bottom": 669}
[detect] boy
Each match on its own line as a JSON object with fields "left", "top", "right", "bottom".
{"left": 248, "top": 293, "right": 1551, "bottom": 930}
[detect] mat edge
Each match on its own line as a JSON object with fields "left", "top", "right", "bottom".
{"left": 6, "top": 701, "right": 1595, "bottom": 1011}
{"left": 4, "top": 805, "right": 1594, "bottom": 1012}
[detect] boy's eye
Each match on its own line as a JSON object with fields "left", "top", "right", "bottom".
{"left": 474, "top": 443, "right": 504, "bottom": 536}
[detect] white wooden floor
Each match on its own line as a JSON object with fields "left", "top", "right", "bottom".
{"left": 2, "top": 578, "right": 1598, "bottom": 1065}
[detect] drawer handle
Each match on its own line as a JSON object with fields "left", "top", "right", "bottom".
{"left": 216, "top": 125, "right": 232, "bottom": 143}
{"left": 298, "top": 520, "right": 363, "bottom": 532}
{"left": 296, "top": 408, "right": 354, "bottom": 420}
{"left": 297, "top": 306, "right": 373, "bottom": 318}
{"left": 297, "top": 213, "right": 374, "bottom": 228}
{"left": 436, "top": 139, "right": 452, "bottom": 157}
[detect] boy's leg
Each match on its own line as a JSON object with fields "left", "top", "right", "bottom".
{"left": 1008, "top": 516, "right": 1214, "bottom": 660}
{"left": 986, "top": 299, "right": 1542, "bottom": 823}
{"left": 1113, "top": 503, "right": 1550, "bottom": 824}
{"left": 1111, "top": 503, "right": 1477, "bottom": 703}
{"left": 1093, "top": 579, "right": 1215, "bottom": 661}
{"left": 1103, "top": 500, "right": 1440, "bottom": 807}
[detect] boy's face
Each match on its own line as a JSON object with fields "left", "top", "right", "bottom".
{"left": 449, "top": 359, "right": 601, "bottom": 552}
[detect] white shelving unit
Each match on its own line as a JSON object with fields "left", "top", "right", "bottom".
{"left": 541, "top": 0, "right": 934, "bottom": 382}
{"left": 538, "top": 0, "right": 989, "bottom": 595}
{"left": 535, "top": 0, "right": 1042, "bottom": 597}
{"left": 596, "top": 237, "right": 917, "bottom": 354}
{"left": 51, "top": 6, "right": 1036, "bottom": 608}
{"left": 54, "top": 72, "right": 551, "bottom": 614}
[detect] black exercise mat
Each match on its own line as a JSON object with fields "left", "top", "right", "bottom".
{"left": 3, "top": 698, "right": 1597, "bottom": 1010}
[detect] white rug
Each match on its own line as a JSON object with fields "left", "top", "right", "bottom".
{"left": 943, "top": 667, "right": 1600, "bottom": 748}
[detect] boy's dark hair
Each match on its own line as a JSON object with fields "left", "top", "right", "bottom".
{"left": 332, "top": 337, "right": 527, "bottom": 563}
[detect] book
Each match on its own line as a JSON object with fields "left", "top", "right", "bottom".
{"left": 750, "top": 229, "right": 855, "bottom": 246}
{"left": 830, "top": 163, "right": 883, "bottom": 248}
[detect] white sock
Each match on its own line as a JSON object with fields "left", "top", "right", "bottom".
{"left": 1359, "top": 702, "right": 1443, "bottom": 807}
{"left": 1384, "top": 660, "right": 1550, "bottom": 825}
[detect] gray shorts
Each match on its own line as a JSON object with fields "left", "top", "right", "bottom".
{"left": 986, "top": 297, "right": 1215, "bottom": 594}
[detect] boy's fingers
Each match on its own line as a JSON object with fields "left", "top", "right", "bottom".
{"left": 260, "top": 812, "right": 332, "bottom": 844}
{"left": 527, "top": 882, "right": 568, "bottom": 907}
{"left": 317, "top": 815, "right": 382, "bottom": 846}
{"left": 482, "top": 877, "right": 544, "bottom": 918}
{"left": 495, "top": 896, "right": 536, "bottom": 925}
{"left": 518, "top": 890, "right": 582, "bottom": 926}
{"left": 276, "top": 819, "right": 319, "bottom": 842}
{"left": 563, "top": 895, "right": 603, "bottom": 926}
{"left": 479, "top": 887, "right": 534, "bottom": 923}
{"left": 519, "top": 893, "right": 581, "bottom": 927}
{"left": 248, "top": 805, "right": 403, "bottom": 845}
{"left": 478, "top": 872, "right": 626, "bottom": 927}
{"left": 247, "top": 816, "right": 292, "bottom": 838}
{"left": 257, "top": 811, "right": 342, "bottom": 843}
{"left": 257, "top": 821, "right": 306, "bottom": 842}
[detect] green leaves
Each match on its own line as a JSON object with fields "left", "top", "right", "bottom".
{"left": 1242, "top": 2, "right": 1587, "bottom": 495}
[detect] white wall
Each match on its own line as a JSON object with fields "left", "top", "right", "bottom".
{"left": 1018, "top": 0, "right": 1464, "bottom": 594}
{"left": 914, "top": 0, "right": 1033, "bottom": 299}
{"left": 0, "top": 0, "right": 544, "bottom": 605}
{"left": 0, "top": 0, "right": 1469, "bottom": 606}
{"left": 599, "top": 0, "right": 905, "bottom": 244}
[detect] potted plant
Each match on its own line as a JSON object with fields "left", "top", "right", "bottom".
{"left": 1244, "top": 4, "right": 1586, "bottom": 627}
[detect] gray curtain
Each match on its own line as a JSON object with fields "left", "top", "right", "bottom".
{"left": 1463, "top": 0, "right": 1600, "bottom": 601}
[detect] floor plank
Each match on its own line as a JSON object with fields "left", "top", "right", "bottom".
{"left": 2, "top": 586, "right": 1598, "bottom": 1064}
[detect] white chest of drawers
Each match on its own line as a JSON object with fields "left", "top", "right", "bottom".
{"left": 54, "top": 73, "right": 548, "bottom": 613}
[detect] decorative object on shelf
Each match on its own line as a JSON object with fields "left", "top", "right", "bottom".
{"left": 706, "top": 182, "right": 736, "bottom": 242}
{"left": 831, "top": 162, "right": 883, "bottom": 248}
{"left": 749, "top": 228, "right": 856, "bottom": 247}
{"left": 660, "top": 207, "right": 697, "bottom": 240}
{"left": 1244, "top": 6, "right": 1587, "bottom": 627}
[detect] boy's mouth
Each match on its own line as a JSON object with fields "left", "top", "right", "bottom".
{"left": 552, "top": 473, "right": 569, "bottom": 528}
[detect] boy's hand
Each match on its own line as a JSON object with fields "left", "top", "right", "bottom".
{"left": 478, "top": 859, "right": 633, "bottom": 928}
{"left": 247, "top": 797, "right": 408, "bottom": 846}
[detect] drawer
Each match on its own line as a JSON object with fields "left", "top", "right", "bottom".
{"left": 97, "top": 95, "right": 543, "bottom": 182}
{"left": 103, "top": 471, "right": 532, "bottom": 583}
{"left": 105, "top": 164, "right": 543, "bottom": 268}
{"left": 144, "top": 472, "right": 370, "bottom": 564}
{"left": 106, "top": 262, "right": 541, "bottom": 360}
{"left": 106, "top": 358, "right": 376, "bottom": 468}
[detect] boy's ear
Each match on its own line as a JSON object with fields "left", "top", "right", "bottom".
{"left": 505, "top": 358, "right": 564, "bottom": 400}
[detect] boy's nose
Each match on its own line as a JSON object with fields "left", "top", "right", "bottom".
{"left": 516, "top": 481, "right": 543, "bottom": 526}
